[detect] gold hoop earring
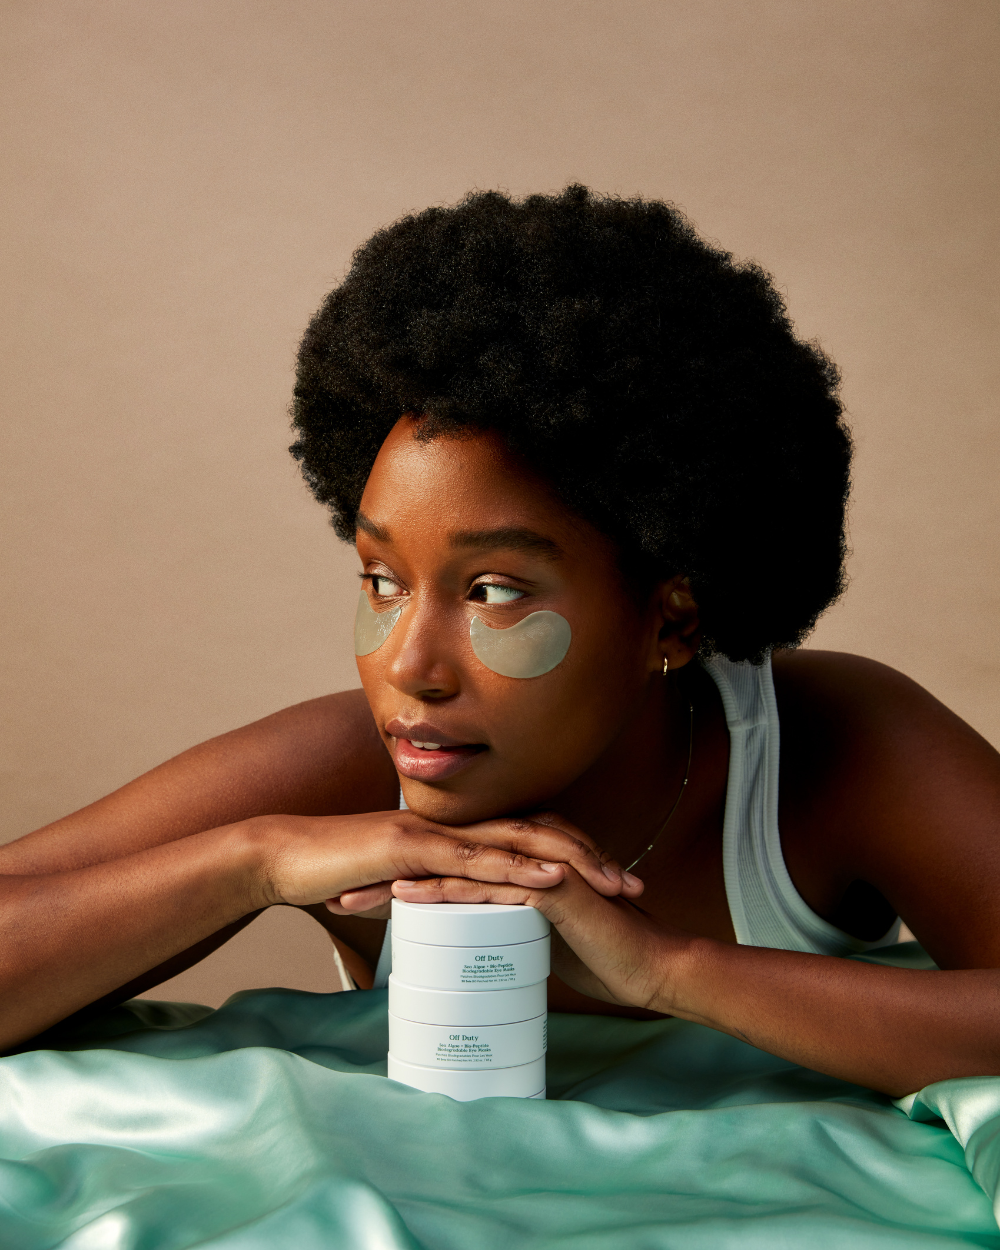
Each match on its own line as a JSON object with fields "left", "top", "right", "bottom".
{"left": 662, "top": 656, "right": 669, "bottom": 676}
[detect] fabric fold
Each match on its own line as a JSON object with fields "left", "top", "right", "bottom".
{"left": 2, "top": 950, "right": 999, "bottom": 1248}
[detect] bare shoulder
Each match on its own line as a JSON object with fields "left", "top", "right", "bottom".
{"left": 772, "top": 649, "right": 1000, "bottom": 967}
{"left": 773, "top": 647, "right": 959, "bottom": 719}
{"left": 188, "top": 686, "right": 399, "bottom": 818}
{"left": 772, "top": 646, "right": 1000, "bottom": 805}
{"left": 771, "top": 647, "right": 1000, "bottom": 764}
{"left": 2, "top": 688, "right": 398, "bottom": 873}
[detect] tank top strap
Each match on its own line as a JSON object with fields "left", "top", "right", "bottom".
{"left": 702, "top": 653, "right": 900, "bottom": 956}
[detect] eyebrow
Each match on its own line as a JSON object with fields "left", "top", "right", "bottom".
{"left": 449, "top": 528, "right": 563, "bottom": 560}
{"left": 356, "top": 512, "right": 563, "bottom": 561}
{"left": 355, "top": 512, "right": 391, "bottom": 542}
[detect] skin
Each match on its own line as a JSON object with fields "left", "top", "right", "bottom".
{"left": 5, "top": 416, "right": 1000, "bottom": 1098}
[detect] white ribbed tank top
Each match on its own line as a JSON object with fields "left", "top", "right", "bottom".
{"left": 704, "top": 653, "right": 900, "bottom": 954}
{"left": 369, "top": 653, "right": 898, "bottom": 987}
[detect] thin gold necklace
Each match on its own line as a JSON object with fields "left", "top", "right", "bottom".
{"left": 624, "top": 700, "right": 695, "bottom": 873}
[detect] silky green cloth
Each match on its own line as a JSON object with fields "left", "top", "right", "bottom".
{"left": 2, "top": 943, "right": 999, "bottom": 1248}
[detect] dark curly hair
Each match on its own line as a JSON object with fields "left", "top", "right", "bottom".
{"left": 291, "top": 185, "right": 850, "bottom": 663}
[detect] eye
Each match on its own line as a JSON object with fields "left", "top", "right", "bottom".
{"left": 473, "top": 584, "right": 525, "bottom": 604}
{"left": 370, "top": 575, "right": 403, "bottom": 597}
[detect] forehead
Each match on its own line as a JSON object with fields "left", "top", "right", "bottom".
{"left": 359, "top": 418, "right": 574, "bottom": 539}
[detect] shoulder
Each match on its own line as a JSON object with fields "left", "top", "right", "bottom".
{"left": 2, "top": 688, "right": 398, "bottom": 873}
{"left": 771, "top": 650, "right": 1000, "bottom": 966}
{"left": 772, "top": 648, "right": 947, "bottom": 720}
{"left": 147, "top": 685, "right": 401, "bottom": 822}
{"left": 770, "top": 648, "right": 994, "bottom": 768}
{"left": 770, "top": 647, "right": 997, "bottom": 812}
{"left": 230, "top": 686, "right": 387, "bottom": 767}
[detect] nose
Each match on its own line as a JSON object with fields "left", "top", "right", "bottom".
{"left": 384, "top": 596, "right": 465, "bottom": 701}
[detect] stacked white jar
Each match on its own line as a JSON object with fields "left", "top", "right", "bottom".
{"left": 387, "top": 900, "right": 550, "bottom": 1100}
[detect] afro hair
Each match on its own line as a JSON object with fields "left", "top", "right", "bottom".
{"left": 290, "top": 185, "right": 850, "bottom": 663}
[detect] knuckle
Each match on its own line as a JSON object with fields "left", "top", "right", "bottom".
{"left": 531, "top": 811, "right": 562, "bottom": 831}
{"left": 560, "top": 834, "right": 590, "bottom": 859}
{"left": 454, "top": 840, "right": 486, "bottom": 865}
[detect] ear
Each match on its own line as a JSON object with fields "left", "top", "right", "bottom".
{"left": 647, "top": 576, "right": 701, "bottom": 674}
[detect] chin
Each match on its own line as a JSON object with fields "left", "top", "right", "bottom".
{"left": 398, "top": 777, "right": 539, "bottom": 826}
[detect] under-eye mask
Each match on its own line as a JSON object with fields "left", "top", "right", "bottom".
{"left": 470, "top": 611, "right": 572, "bottom": 679}
{"left": 354, "top": 590, "right": 402, "bottom": 656}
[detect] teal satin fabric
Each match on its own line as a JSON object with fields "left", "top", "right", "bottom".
{"left": 2, "top": 943, "right": 999, "bottom": 1248}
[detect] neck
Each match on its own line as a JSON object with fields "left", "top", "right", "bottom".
{"left": 551, "top": 668, "right": 698, "bottom": 866}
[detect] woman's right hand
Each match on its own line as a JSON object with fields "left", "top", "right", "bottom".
{"left": 250, "top": 808, "right": 643, "bottom": 919}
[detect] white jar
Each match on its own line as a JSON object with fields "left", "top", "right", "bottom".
{"left": 391, "top": 934, "right": 550, "bottom": 990}
{"left": 390, "top": 901, "right": 551, "bottom": 947}
{"left": 389, "top": 1013, "right": 547, "bottom": 1069}
{"left": 387, "top": 902, "right": 551, "bottom": 1100}
{"left": 387, "top": 1054, "right": 546, "bottom": 1101}
{"left": 388, "top": 976, "right": 547, "bottom": 1026}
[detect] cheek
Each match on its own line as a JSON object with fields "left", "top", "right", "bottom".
{"left": 356, "top": 597, "right": 650, "bottom": 807}
{"left": 355, "top": 649, "right": 393, "bottom": 708}
{"left": 481, "top": 607, "right": 650, "bottom": 767}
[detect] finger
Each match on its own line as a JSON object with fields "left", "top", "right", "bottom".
{"left": 529, "top": 812, "right": 646, "bottom": 899}
{"left": 439, "top": 815, "right": 624, "bottom": 897}
{"left": 327, "top": 882, "right": 394, "bottom": 914}
{"left": 392, "top": 877, "right": 547, "bottom": 910}
{"left": 386, "top": 831, "right": 569, "bottom": 891}
{"left": 622, "top": 872, "right": 644, "bottom": 899}
{"left": 324, "top": 897, "right": 392, "bottom": 920}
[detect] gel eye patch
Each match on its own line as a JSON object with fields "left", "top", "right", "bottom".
{"left": 469, "top": 611, "right": 572, "bottom": 679}
{"left": 354, "top": 590, "right": 402, "bottom": 656}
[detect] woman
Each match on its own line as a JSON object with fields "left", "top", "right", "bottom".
{"left": 4, "top": 187, "right": 999, "bottom": 1099}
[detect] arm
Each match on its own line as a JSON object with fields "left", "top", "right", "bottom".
{"left": 0, "top": 688, "right": 401, "bottom": 993}
{"left": 0, "top": 806, "right": 633, "bottom": 1051}
{"left": 394, "top": 654, "right": 1000, "bottom": 1097}
{"left": 1, "top": 688, "right": 634, "bottom": 1048}
{"left": 394, "top": 865, "right": 1000, "bottom": 1098}
{"left": 0, "top": 689, "right": 400, "bottom": 875}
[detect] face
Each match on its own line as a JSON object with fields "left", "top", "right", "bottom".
{"left": 354, "top": 416, "right": 667, "bottom": 823}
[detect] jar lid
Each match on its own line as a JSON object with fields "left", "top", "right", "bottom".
{"left": 388, "top": 975, "right": 547, "bottom": 1025}
{"left": 390, "top": 900, "right": 550, "bottom": 946}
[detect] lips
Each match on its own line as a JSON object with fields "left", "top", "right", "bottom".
{"left": 385, "top": 719, "right": 487, "bottom": 782}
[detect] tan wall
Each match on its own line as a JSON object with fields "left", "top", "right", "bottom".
{"left": 2, "top": 0, "right": 997, "bottom": 1004}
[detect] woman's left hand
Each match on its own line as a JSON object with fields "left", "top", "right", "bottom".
{"left": 393, "top": 827, "right": 1000, "bottom": 1098}
{"left": 391, "top": 817, "right": 690, "bottom": 1012}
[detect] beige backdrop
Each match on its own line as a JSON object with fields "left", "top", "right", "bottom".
{"left": 2, "top": 0, "right": 997, "bottom": 1004}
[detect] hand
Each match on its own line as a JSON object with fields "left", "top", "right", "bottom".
{"left": 249, "top": 809, "right": 643, "bottom": 920}
{"left": 391, "top": 858, "right": 687, "bottom": 1012}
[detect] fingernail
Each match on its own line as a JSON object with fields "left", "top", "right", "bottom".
{"left": 623, "top": 871, "right": 641, "bottom": 889}
{"left": 602, "top": 863, "right": 621, "bottom": 883}
{"left": 394, "top": 879, "right": 417, "bottom": 886}
{"left": 537, "top": 862, "right": 561, "bottom": 874}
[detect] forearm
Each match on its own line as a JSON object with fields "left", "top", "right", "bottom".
{"left": 0, "top": 821, "right": 266, "bottom": 1050}
{"left": 663, "top": 938, "right": 1000, "bottom": 1097}
{"left": 0, "top": 805, "right": 609, "bottom": 1049}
